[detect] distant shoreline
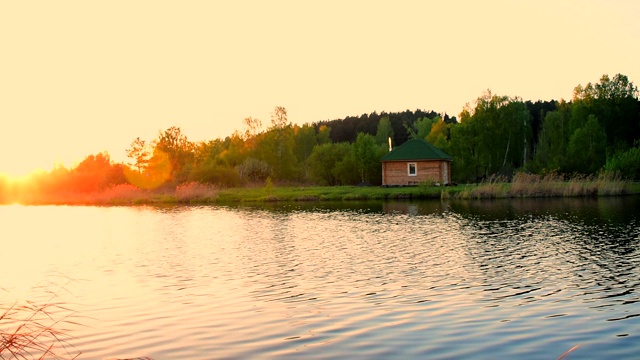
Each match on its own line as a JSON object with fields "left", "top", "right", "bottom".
{"left": 2, "top": 175, "right": 638, "bottom": 206}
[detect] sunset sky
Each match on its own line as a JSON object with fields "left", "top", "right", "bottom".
{"left": 1, "top": 0, "right": 639, "bottom": 177}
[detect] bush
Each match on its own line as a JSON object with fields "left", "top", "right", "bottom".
{"left": 189, "top": 163, "right": 242, "bottom": 188}
{"left": 237, "top": 158, "right": 272, "bottom": 183}
{"left": 604, "top": 146, "right": 640, "bottom": 180}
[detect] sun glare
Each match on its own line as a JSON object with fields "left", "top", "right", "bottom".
{"left": 124, "top": 150, "right": 172, "bottom": 190}
{"left": 0, "top": 158, "right": 52, "bottom": 180}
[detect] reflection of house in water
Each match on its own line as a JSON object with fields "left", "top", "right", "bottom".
{"left": 381, "top": 139, "right": 452, "bottom": 186}
{"left": 382, "top": 200, "right": 450, "bottom": 215}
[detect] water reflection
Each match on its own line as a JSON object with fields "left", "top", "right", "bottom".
{"left": 1, "top": 197, "right": 639, "bottom": 359}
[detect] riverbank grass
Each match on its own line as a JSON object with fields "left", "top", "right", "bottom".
{"left": 1, "top": 300, "right": 80, "bottom": 359}
{"left": 215, "top": 183, "right": 452, "bottom": 202}
{"left": 454, "top": 172, "right": 632, "bottom": 199}
{"left": 2, "top": 174, "right": 638, "bottom": 205}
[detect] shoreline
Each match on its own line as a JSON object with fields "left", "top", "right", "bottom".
{"left": 2, "top": 178, "right": 639, "bottom": 206}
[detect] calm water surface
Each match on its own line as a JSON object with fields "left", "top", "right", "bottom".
{"left": 1, "top": 197, "right": 639, "bottom": 359}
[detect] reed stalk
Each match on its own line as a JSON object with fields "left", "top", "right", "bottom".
{"left": 1, "top": 299, "right": 81, "bottom": 359}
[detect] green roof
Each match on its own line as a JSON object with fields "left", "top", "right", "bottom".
{"left": 380, "top": 139, "right": 452, "bottom": 161}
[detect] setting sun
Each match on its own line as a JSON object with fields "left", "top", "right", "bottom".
{"left": 2, "top": 1, "right": 639, "bottom": 178}
{"left": 1, "top": 2, "right": 640, "bottom": 358}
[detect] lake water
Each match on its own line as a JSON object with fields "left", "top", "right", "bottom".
{"left": 1, "top": 197, "right": 639, "bottom": 359}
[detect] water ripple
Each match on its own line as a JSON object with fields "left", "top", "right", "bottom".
{"left": 1, "top": 197, "right": 640, "bottom": 359}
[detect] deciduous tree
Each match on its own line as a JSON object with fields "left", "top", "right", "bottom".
{"left": 353, "top": 133, "right": 379, "bottom": 183}
{"left": 126, "top": 137, "right": 150, "bottom": 173}
{"left": 375, "top": 116, "right": 394, "bottom": 145}
{"left": 567, "top": 115, "right": 607, "bottom": 173}
{"left": 153, "top": 126, "right": 195, "bottom": 183}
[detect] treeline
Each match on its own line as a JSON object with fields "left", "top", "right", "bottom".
{"left": 1, "top": 73, "right": 639, "bottom": 201}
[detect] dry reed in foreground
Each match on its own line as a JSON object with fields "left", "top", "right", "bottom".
{"left": 1, "top": 299, "right": 81, "bottom": 359}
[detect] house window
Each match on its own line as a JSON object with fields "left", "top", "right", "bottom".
{"left": 408, "top": 163, "right": 417, "bottom": 176}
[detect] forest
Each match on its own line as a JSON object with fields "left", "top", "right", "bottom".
{"left": 1, "top": 73, "right": 639, "bottom": 201}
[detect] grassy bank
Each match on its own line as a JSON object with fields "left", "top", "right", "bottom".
{"left": 215, "top": 184, "right": 449, "bottom": 202}
{"left": 3, "top": 182, "right": 220, "bottom": 206}
{"left": 2, "top": 175, "right": 639, "bottom": 205}
{"left": 454, "top": 172, "right": 638, "bottom": 199}
{"left": 216, "top": 173, "right": 638, "bottom": 203}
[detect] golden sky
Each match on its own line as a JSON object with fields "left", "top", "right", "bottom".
{"left": 1, "top": 0, "right": 639, "bottom": 177}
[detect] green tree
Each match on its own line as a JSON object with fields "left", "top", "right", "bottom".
{"left": 406, "top": 116, "right": 436, "bottom": 140}
{"left": 192, "top": 139, "right": 225, "bottom": 167}
{"left": 221, "top": 132, "right": 249, "bottom": 167}
{"left": 333, "top": 148, "right": 361, "bottom": 185}
{"left": 532, "top": 104, "right": 571, "bottom": 172}
{"left": 572, "top": 74, "right": 639, "bottom": 150}
{"left": 375, "top": 116, "right": 394, "bottom": 145}
{"left": 308, "top": 142, "right": 359, "bottom": 185}
{"left": 604, "top": 145, "right": 640, "bottom": 180}
{"left": 254, "top": 107, "right": 297, "bottom": 181}
{"left": 567, "top": 115, "right": 607, "bottom": 173}
{"left": 449, "top": 91, "right": 531, "bottom": 180}
{"left": 426, "top": 117, "right": 450, "bottom": 151}
{"left": 293, "top": 124, "right": 317, "bottom": 180}
{"left": 188, "top": 139, "right": 242, "bottom": 187}
{"left": 353, "top": 133, "right": 379, "bottom": 183}
{"left": 153, "top": 126, "right": 195, "bottom": 183}
{"left": 308, "top": 143, "right": 347, "bottom": 185}
{"left": 188, "top": 161, "right": 241, "bottom": 187}
{"left": 317, "top": 125, "right": 332, "bottom": 145}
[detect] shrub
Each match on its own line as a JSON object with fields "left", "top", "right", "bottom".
{"left": 189, "top": 164, "right": 242, "bottom": 188}
{"left": 237, "top": 158, "right": 272, "bottom": 183}
{"left": 604, "top": 146, "right": 640, "bottom": 180}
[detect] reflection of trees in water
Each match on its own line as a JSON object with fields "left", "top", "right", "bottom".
{"left": 381, "top": 200, "right": 450, "bottom": 216}
{"left": 232, "top": 204, "right": 474, "bottom": 312}
{"left": 235, "top": 209, "right": 304, "bottom": 303}
{"left": 449, "top": 196, "right": 639, "bottom": 225}
{"left": 451, "top": 196, "right": 640, "bottom": 311}
{"left": 228, "top": 201, "right": 388, "bottom": 214}
{"left": 132, "top": 199, "right": 640, "bottom": 318}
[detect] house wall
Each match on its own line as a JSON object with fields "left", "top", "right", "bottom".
{"left": 382, "top": 160, "right": 451, "bottom": 186}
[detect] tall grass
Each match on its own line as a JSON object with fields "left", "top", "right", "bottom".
{"left": 1, "top": 298, "right": 80, "bottom": 359}
{"left": 3, "top": 182, "right": 220, "bottom": 205}
{"left": 2, "top": 176, "right": 634, "bottom": 205}
{"left": 174, "top": 182, "right": 219, "bottom": 203}
{"left": 455, "top": 172, "right": 630, "bottom": 199}
{"left": 454, "top": 174, "right": 510, "bottom": 199}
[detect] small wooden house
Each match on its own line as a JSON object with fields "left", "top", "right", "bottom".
{"left": 380, "top": 139, "right": 452, "bottom": 186}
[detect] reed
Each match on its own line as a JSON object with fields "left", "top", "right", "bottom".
{"left": 1, "top": 300, "right": 80, "bottom": 359}
{"left": 453, "top": 172, "right": 630, "bottom": 199}
{"left": 4, "top": 182, "right": 220, "bottom": 205}
{"left": 454, "top": 175, "right": 510, "bottom": 199}
{"left": 174, "top": 182, "right": 219, "bottom": 203}
{"left": 3, "top": 175, "right": 635, "bottom": 205}
{"left": 95, "top": 183, "right": 148, "bottom": 204}
{"left": 596, "top": 172, "right": 627, "bottom": 195}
